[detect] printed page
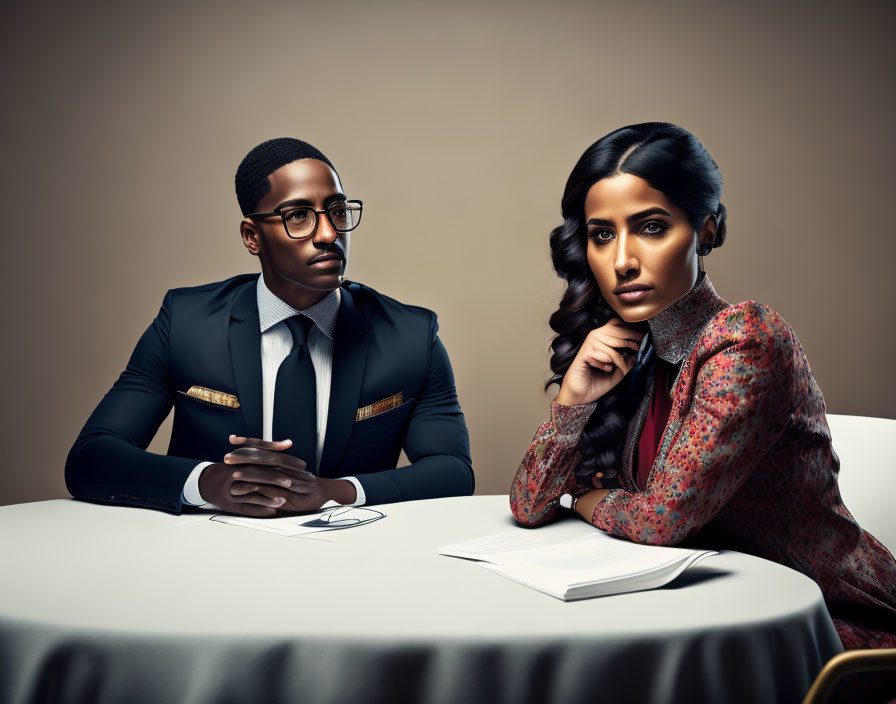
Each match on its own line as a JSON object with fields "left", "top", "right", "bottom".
{"left": 443, "top": 531, "right": 717, "bottom": 600}
{"left": 437, "top": 521, "right": 598, "bottom": 561}
{"left": 491, "top": 533, "right": 708, "bottom": 574}
{"left": 483, "top": 549, "right": 715, "bottom": 600}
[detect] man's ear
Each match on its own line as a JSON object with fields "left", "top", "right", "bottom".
{"left": 240, "top": 219, "right": 261, "bottom": 256}
{"left": 699, "top": 214, "right": 718, "bottom": 250}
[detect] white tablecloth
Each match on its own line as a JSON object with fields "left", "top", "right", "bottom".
{"left": 0, "top": 496, "right": 842, "bottom": 703}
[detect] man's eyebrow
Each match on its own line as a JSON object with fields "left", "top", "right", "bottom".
{"left": 586, "top": 207, "right": 672, "bottom": 228}
{"left": 276, "top": 194, "right": 347, "bottom": 210}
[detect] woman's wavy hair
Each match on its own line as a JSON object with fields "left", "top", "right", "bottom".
{"left": 548, "top": 122, "right": 727, "bottom": 484}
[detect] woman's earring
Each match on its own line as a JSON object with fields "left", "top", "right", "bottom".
{"left": 697, "top": 243, "right": 712, "bottom": 256}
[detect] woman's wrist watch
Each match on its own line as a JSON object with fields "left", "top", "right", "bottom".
{"left": 558, "top": 493, "right": 578, "bottom": 512}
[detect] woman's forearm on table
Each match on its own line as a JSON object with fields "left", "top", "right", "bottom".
{"left": 509, "top": 401, "right": 596, "bottom": 526}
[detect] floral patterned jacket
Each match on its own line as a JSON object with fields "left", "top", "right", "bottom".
{"left": 510, "top": 274, "right": 896, "bottom": 648}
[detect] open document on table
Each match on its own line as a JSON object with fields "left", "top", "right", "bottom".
{"left": 438, "top": 529, "right": 717, "bottom": 601}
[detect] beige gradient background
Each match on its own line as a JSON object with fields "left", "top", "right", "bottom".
{"left": 1, "top": 0, "right": 893, "bottom": 507}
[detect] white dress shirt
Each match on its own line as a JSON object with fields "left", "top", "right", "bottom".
{"left": 181, "top": 277, "right": 365, "bottom": 507}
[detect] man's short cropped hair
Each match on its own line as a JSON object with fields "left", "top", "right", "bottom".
{"left": 235, "top": 138, "right": 336, "bottom": 216}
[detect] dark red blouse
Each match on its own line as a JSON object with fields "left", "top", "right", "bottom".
{"left": 634, "top": 361, "right": 674, "bottom": 491}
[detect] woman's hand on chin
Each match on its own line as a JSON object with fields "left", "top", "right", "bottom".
{"left": 555, "top": 318, "right": 645, "bottom": 406}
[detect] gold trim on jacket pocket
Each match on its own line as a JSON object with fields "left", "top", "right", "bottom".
{"left": 177, "top": 386, "right": 240, "bottom": 410}
{"left": 355, "top": 392, "right": 403, "bottom": 422}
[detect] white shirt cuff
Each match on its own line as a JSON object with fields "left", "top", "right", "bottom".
{"left": 182, "top": 461, "right": 218, "bottom": 509}
{"left": 342, "top": 476, "right": 366, "bottom": 506}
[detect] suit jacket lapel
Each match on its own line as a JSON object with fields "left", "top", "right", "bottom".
{"left": 319, "top": 286, "right": 371, "bottom": 477}
{"left": 229, "top": 281, "right": 263, "bottom": 440}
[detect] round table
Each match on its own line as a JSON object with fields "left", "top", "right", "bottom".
{"left": 0, "top": 496, "right": 842, "bottom": 704}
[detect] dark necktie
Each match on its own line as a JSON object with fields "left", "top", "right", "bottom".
{"left": 273, "top": 315, "right": 318, "bottom": 473}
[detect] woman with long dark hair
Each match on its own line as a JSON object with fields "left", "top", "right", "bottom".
{"left": 509, "top": 123, "right": 896, "bottom": 657}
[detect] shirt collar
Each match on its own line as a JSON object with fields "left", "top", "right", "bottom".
{"left": 646, "top": 272, "right": 729, "bottom": 364}
{"left": 256, "top": 275, "right": 340, "bottom": 339}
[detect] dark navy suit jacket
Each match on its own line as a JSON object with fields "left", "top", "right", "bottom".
{"left": 65, "top": 274, "right": 473, "bottom": 513}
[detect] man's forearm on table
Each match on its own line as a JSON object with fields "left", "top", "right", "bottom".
{"left": 356, "top": 454, "right": 474, "bottom": 506}
{"left": 66, "top": 432, "right": 195, "bottom": 513}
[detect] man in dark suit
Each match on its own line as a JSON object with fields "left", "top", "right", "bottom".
{"left": 66, "top": 138, "right": 473, "bottom": 516}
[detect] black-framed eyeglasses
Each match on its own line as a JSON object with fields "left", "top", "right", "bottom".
{"left": 297, "top": 506, "right": 385, "bottom": 530}
{"left": 248, "top": 199, "right": 363, "bottom": 240}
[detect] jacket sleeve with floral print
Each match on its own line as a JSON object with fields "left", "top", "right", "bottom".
{"left": 511, "top": 302, "right": 795, "bottom": 542}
